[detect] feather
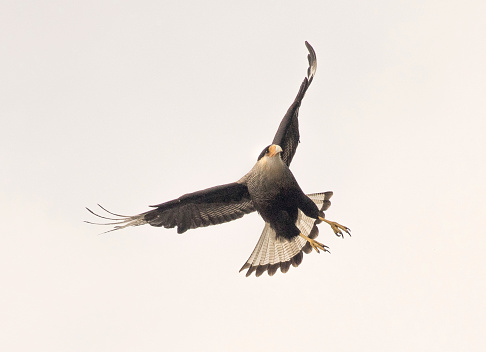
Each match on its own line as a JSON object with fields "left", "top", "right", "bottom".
{"left": 240, "top": 192, "right": 333, "bottom": 277}
{"left": 87, "top": 182, "right": 256, "bottom": 234}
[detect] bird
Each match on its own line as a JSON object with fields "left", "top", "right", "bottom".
{"left": 86, "top": 41, "right": 350, "bottom": 277}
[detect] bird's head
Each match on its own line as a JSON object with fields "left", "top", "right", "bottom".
{"left": 257, "top": 144, "right": 283, "bottom": 161}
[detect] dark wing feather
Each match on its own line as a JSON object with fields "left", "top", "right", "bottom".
{"left": 148, "top": 182, "right": 255, "bottom": 233}
{"left": 86, "top": 182, "right": 255, "bottom": 234}
{"left": 272, "top": 41, "right": 317, "bottom": 166}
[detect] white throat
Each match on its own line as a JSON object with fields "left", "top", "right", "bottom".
{"left": 258, "top": 154, "right": 286, "bottom": 177}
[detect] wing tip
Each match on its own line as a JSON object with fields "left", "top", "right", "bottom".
{"left": 304, "top": 41, "right": 317, "bottom": 80}
{"left": 85, "top": 204, "right": 148, "bottom": 232}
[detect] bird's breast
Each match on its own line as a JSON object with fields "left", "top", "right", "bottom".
{"left": 244, "top": 157, "right": 299, "bottom": 208}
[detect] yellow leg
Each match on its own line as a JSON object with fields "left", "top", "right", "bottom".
{"left": 319, "top": 217, "right": 351, "bottom": 238}
{"left": 299, "top": 233, "right": 329, "bottom": 254}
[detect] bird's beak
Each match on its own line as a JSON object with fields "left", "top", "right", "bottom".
{"left": 268, "top": 144, "right": 283, "bottom": 157}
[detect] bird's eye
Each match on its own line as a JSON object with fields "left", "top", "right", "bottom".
{"left": 257, "top": 145, "right": 271, "bottom": 161}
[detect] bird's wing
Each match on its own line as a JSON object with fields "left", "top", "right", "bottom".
{"left": 272, "top": 41, "right": 317, "bottom": 166}
{"left": 86, "top": 182, "right": 256, "bottom": 234}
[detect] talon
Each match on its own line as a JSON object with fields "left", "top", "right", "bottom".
{"left": 319, "top": 217, "right": 351, "bottom": 238}
{"left": 299, "top": 233, "right": 329, "bottom": 254}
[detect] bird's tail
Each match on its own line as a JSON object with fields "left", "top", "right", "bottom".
{"left": 239, "top": 191, "right": 333, "bottom": 277}
{"left": 85, "top": 204, "right": 148, "bottom": 234}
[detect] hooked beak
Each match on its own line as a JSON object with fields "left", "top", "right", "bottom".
{"left": 268, "top": 144, "right": 283, "bottom": 157}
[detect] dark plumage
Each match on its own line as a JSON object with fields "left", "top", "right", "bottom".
{"left": 86, "top": 42, "right": 350, "bottom": 277}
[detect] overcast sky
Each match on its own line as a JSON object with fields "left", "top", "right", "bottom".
{"left": 1, "top": 1, "right": 485, "bottom": 351}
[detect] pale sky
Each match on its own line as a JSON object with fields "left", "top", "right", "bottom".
{"left": 1, "top": 1, "right": 485, "bottom": 351}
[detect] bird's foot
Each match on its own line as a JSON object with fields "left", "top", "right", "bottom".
{"left": 299, "top": 233, "right": 329, "bottom": 254}
{"left": 319, "top": 217, "right": 351, "bottom": 238}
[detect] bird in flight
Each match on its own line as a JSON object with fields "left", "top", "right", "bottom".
{"left": 86, "top": 42, "right": 350, "bottom": 277}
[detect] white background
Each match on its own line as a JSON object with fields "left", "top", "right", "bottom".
{"left": 1, "top": 1, "right": 485, "bottom": 351}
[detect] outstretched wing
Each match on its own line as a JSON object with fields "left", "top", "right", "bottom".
{"left": 86, "top": 182, "right": 256, "bottom": 234}
{"left": 272, "top": 41, "right": 317, "bottom": 166}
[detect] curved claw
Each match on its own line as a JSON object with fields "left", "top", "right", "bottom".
{"left": 300, "top": 233, "right": 329, "bottom": 254}
{"left": 318, "top": 217, "right": 351, "bottom": 238}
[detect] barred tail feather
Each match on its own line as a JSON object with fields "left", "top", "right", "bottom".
{"left": 240, "top": 191, "right": 333, "bottom": 277}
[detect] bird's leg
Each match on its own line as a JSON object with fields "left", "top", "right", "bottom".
{"left": 319, "top": 217, "right": 351, "bottom": 238}
{"left": 299, "top": 233, "right": 329, "bottom": 254}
